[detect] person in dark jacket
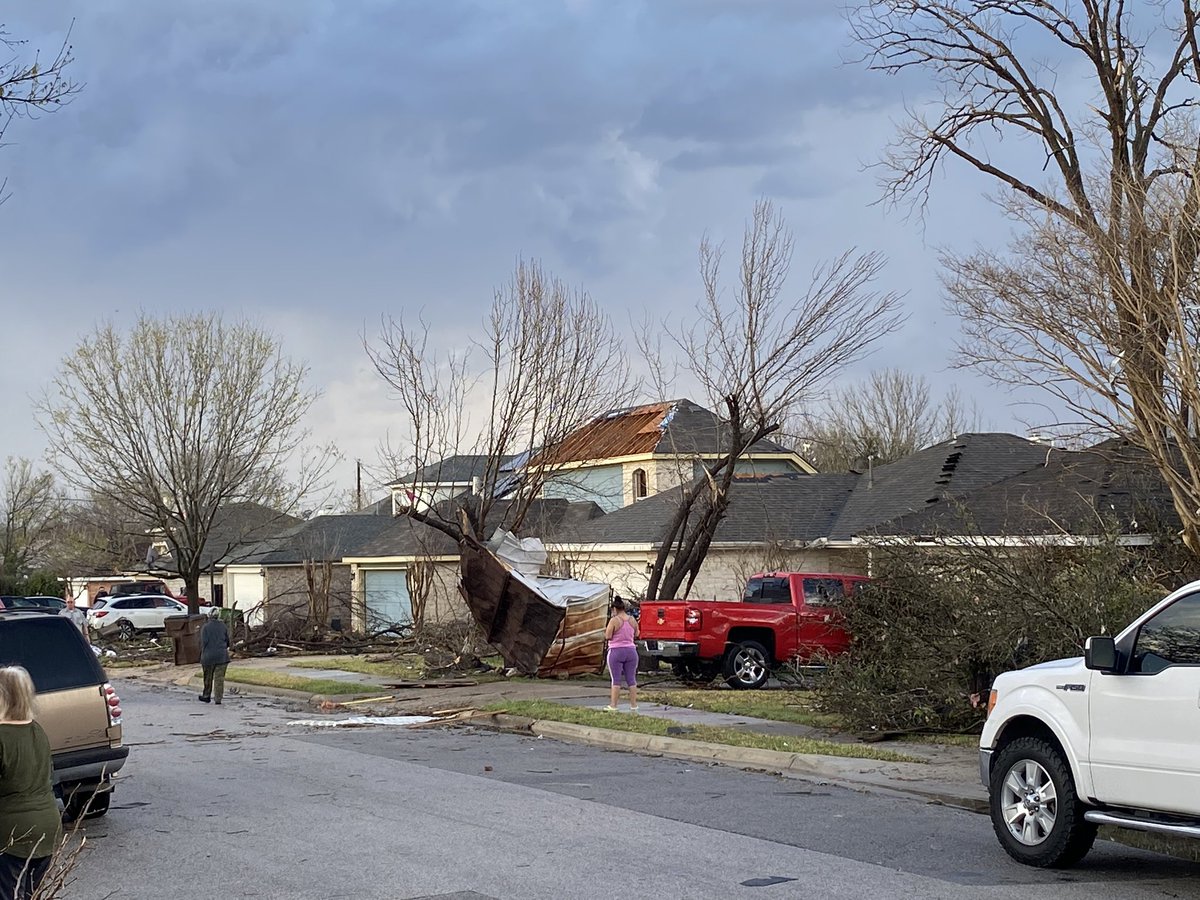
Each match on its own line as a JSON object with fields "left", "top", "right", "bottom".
{"left": 198, "top": 616, "right": 231, "bottom": 705}
{"left": 0, "top": 666, "right": 60, "bottom": 900}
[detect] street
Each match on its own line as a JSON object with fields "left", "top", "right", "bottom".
{"left": 69, "top": 680, "right": 1200, "bottom": 900}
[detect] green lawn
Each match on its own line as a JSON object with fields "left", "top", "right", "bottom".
{"left": 223, "top": 667, "right": 380, "bottom": 695}
{"left": 291, "top": 655, "right": 426, "bottom": 679}
{"left": 640, "top": 689, "right": 841, "bottom": 729}
{"left": 483, "top": 700, "right": 923, "bottom": 763}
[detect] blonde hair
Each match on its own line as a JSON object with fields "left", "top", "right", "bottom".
{"left": 0, "top": 666, "right": 36, "bottom": 722}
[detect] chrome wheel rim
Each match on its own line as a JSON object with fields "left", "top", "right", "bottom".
{"left": 1000, "top": 759, "right": 1058, "bottom": 846}
{"left": 734, "top": 648, "right": 767, "bottom": 685}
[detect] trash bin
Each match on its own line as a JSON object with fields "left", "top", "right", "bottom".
{"left": 164, "top": 614, "right": 206, "bottom": 666}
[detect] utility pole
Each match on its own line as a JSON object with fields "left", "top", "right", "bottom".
{"left": 356, "top": 459, "right": 362, "bottom": 512}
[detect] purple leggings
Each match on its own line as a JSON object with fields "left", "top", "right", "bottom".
{"left": 607, "top": 646, "right": 639, "bottom": 687}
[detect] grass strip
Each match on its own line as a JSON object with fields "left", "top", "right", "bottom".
{"left": 483, "top": 700, "right": 922, "bottom": 763}
{"left": 291, "top": 656, "right": 426, "bottom": 679}
{"left": 640, "top": 689, "right": 840, "bottom": 728}
{"left": 223, "top": 667, "right": 376, "bottom": 695}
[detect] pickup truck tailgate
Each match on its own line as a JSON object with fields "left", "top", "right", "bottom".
{"left": 638, "top": 603, "right": 691, "bottom": 640}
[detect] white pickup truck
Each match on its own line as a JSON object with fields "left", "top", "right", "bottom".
{"left": 980, "top": 581, "right": 1200, "bottom": 867}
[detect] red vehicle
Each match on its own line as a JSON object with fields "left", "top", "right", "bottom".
{"left": 637, "top": 572, "right": 868, "bottom": 689}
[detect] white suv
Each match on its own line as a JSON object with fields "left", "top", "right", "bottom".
{"left": 980, "top": 581, "right": 1200, "bottom": 867}
{"left": 89, "top": 594, "right": 213, "bottom": 639}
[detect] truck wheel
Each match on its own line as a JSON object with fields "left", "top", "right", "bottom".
{"left": 989, "top": 737, "right": 1097, "bottom": 868}
{"left": 723, "top": 640, "right": 771, "bottom": 690}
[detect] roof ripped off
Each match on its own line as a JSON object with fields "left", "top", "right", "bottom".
{"left": 539, "top": 399, "right": 790, "bottom": 466}
{"left": 539, "top": 401, "right": 676, "bottom": 464}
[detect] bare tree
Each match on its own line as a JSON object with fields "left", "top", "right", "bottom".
{"left": 38, "top": 313, "right": 333, "bottom": 612}
{"left": 639, "top": 200, "right": 905, "bottom": 600}
{"left": 850, "top": 0, "right": 1200, "bottom": 552}
{"left": 790, "top": 368, "right": 981, "bottom": 471}
{"left": 367, "top": 258, "right": 634, "bottom": 543}
{"left": 0, "top": 457, "right": 63, "bottom": 583}
{"left": 0, "top": 23, "right": 78, "bottom": 200}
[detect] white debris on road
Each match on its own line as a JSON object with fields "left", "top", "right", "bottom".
{"left": 287, "top": 715, "right": 435, "bottom": 727}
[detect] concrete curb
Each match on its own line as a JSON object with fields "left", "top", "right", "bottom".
{"left": 461, "top": 711, "right": 988, "bottom": 812}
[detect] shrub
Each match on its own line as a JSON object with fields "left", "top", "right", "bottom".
{"left": 813, "top": 526, "right": 1198, "bottom": 734}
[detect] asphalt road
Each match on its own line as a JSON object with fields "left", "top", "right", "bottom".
{"left": 67, "top": 680, "right": 1200, "bottom": 900}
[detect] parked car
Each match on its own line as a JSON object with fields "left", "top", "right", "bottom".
{"left": 636, "top": 572, "right": 868, "bottom": 689}
{"left": 89, "top": 594, "right": 206, "bottom": 639}
{"left": 0, "top": 608, "right": 127, "bottom": 820}
{"left": 981, "top": 580, "right": 1200, "bottom": 867}
{"left": 6, "top": 596, "right": 67, "bottom": 610}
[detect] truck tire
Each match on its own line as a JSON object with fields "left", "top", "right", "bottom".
{"left": 723, "top": 640, "right": 771, "bottom": 690}
{"left": 989, "top": 736, "right": 1097, "bottom": 868}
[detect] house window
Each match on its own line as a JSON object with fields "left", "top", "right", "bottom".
{"left": 632, "top": 468, "right": 648, "bottom": 500}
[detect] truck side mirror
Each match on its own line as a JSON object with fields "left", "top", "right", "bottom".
{"left": 1084, "top": 635, "right": 1117, "bottom": 672}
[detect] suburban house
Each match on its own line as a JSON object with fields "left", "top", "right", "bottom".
{"left": 535, "top": 399, "right": 815, "bottom": 512}
{"left": 217, "top": 401, "right": 1180, "bottom": 633}
{"left": 387, "top": 455, "right": 515, "bottom": 515}
{"left": 146, "top": 502, "right": 301, "bottom": 606}
{"left": 222, "top": 509, "right": 397, "bottom": 629}
{"left": 546, "top": 433, "right": 1154, "bottom": 600}
{"left": 341, "top": 498, "right": 603, "bottom": 632}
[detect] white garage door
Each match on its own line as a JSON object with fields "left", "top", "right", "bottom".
{"left": 227, "top": 569, "right": 265, "bottom": 626}
{"left": 364, "top": 570, "right": 411, "bottom": 631}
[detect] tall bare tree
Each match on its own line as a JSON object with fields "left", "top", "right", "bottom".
{"left": 851, "top": 0, "right": 1200, "bottom": 552}
{"left": 0, "top": 457, "right": 63, "bottom": 584}
{"left": 639, "top": 200, "right": 905, "bottom": 600}
{"left": 39, "top": 313, "right": 333, "bottom": 612}
{"left": 791, "top": 368, "right": 981, "bottom": 472}
{"left": 367, "top": 258, "right": 634, "bottom": 543}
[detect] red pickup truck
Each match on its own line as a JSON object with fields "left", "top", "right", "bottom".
{"left": 637, "top": 572, "right": 867, "bottom": 689}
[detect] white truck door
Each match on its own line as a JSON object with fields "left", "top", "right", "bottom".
{"left": 1089, "top": 591, "right": 1200, "bottom": 815}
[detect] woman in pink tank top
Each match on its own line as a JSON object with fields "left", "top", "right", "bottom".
{"left": 604, "top": 597, "right": 639, "bottom": 711}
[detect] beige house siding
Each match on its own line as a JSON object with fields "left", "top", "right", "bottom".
{"left": 262, "top": 564, "right": 355, "bottom": 630}
{"left": 550, "top": 545, "right": 870, "bottom": 601}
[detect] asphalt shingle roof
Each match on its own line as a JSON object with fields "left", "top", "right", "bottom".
{"left": 874, "top": 440, "right": 1178, "bottom": 537}
{"left": 390, "top": 455, "right": 515, "bottom": 486}
{"left": 156, "top": 503, "right": 301, "bottom": 572}
{"left": 243, "top": 515, "right": 401, "bottom": 565}
{"left": 565, "top": 473, "right": 859, "bottom": 545}
{"left": 828, "top": 433, "right": 1050, "bottom": 540}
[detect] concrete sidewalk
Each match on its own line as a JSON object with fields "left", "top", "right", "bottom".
{"left": 114, "top": 656, "right": 986, "bottom": 812}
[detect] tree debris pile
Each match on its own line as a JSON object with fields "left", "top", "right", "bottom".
{"left": 813, "top": 524, "right": 1197, "bottom": 735}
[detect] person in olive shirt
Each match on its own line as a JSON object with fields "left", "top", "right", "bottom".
{"left": 0, "top": 666, "right": 60, "bottom": 900}
{"left": 199, "top": 614, "right": 231, "bottom": 705}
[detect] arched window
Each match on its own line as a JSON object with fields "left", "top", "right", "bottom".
{"left": 632, "top": 468, "right": 648, "bottom": 500}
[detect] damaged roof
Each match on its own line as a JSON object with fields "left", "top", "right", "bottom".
{"left": 828, "top": 433, "right": 1050, "bottom": 540}
{"left": 539, "top": 398, "right": 792, "bottom": 466}
{"left": 557, "top": 433, "right": 1069, "bottom": 547}
{"left": 872, "top": 439, "right": 1178, "bottom": 537}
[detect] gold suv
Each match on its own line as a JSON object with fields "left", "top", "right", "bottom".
{"left": 0, "top": 609, "right": 128, "bottom": 820}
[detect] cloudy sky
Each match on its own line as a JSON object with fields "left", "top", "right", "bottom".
{"left": 2, "top": 0, "right": 1036, "bottom": 497}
